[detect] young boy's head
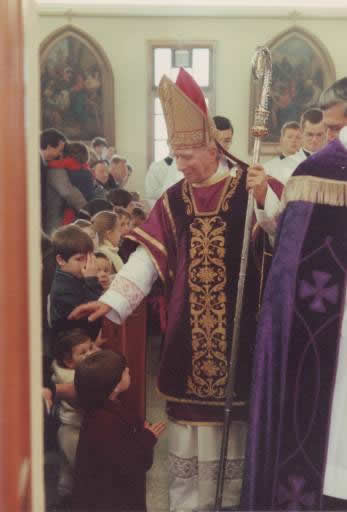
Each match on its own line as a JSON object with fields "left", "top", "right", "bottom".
{"left": 54, "top": 328, "right": 98, "bottom": 369}
{"left": 52, "top": 224, "right": 94, "bottom": 278}
{"left": 75, "top": 350, "right": 130, "bottom": 410}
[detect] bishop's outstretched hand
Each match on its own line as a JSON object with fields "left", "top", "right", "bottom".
{"left": 69, "top": 301, "right": 111, "bottom": 322}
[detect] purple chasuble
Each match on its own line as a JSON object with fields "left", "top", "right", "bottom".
{"left": 241, "top": 139, "right": 347, "bottom": 510}
{"left": 126, "top": 170, "right": 258, "bottom": 423}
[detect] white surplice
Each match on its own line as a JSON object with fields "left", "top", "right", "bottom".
{"left": 323, "top": 289, "right": 347, "bottom": 499}
{"left": 255, "top": 148, "right": 308, "bottom": 246}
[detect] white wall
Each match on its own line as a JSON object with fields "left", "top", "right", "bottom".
{"left": 38, "top": 13, "right": 347, "bottom": 194}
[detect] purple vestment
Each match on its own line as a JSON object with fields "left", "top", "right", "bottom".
{"left": 241, "top": 139, "right": 347, "bottom": 510}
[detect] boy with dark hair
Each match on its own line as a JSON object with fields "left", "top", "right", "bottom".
{"left": 73, "top": 350, "right": 166, "bottom": 511}
{"left": 49, "top": 225, "right": 103, "bottom": 339}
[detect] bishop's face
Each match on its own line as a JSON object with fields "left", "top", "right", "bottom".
{"left": 174, "top": 146, "right": 218, "bottom": 184}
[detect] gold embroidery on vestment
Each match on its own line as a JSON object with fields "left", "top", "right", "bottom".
{"left": 182, "top": 180, "right": 193, "bottom": 215}
{"left": 132, "top": 228, "right": 168, "bottom": 257}
{"left": 222, "top": 168, "right": 242, "bottom": 211}
{"left": 163, "top": 192, "right": 177, "bottom": 247}
{"left": 187, "top": 215, "right": 228, "bottom": 400}
{"left": 182, "top": 172, "right": 241, "bottom": 217}
{"left": 157, "top": 387, "right": 245, "bottom": 407}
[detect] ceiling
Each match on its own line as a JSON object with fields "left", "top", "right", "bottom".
{"left": 37, "top": 0, "right": 347, "bottom": 19}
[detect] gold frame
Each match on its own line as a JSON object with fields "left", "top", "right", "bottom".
{"left": 248, "top": 26, "right": 336, "bottom": 156}
{"left": 40, "top": 25, "right": 115, "bottom": 145}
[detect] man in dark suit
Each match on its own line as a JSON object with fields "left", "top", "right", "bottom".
{"left": 40, "top": 129, "right": 87, "bottom": 233}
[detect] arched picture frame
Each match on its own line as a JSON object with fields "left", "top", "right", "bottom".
{"left": 249, "top": 26, "right": 336, "bottom": 155}
{"left": 40, "top": 25, "right": 115, "bottom": 145}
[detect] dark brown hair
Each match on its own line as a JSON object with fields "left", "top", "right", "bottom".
{"left": 54, "top": 329, "right": 90, "bottom": 367}
{"left": 52, "top": 224, "right": 94, "bottom": 261}
{"left": 132, "top": 207, "right": 146, "bottom": 221}
{"left": 75, "top": 350, "right": 127, "bottom": 410}
{"left": 107, "top": 189, "right": 133, "bottom": 208}
{"left": 40, "top": 128, "right": 66, "bottom": 150}
{"left": 300, "top": 108, "right": 323, "bottom": 130}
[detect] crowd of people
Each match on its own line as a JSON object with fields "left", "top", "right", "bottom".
{"left": 40, "top": 131, "right": 167, "bottom": 511}
{"left": 41, "top": 69, "right": 347, "bottom": 512}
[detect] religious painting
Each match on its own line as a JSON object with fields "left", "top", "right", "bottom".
{"left": 249, "top": 27, "right": 335, "bottom": 155}
{"left": 40, "top": 26, "right": 115, "bottom": 144}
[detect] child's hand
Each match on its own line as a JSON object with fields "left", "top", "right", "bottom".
{"left": 145, "top": 421, "right": 166, "bottom": 439}
{"left": 42, "top": 387, "right": 53, "bottom": 413}
{"left": 82, "top": 253, "right": 98, "bottom": 278}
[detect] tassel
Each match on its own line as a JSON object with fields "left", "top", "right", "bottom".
{"left": 281, "top": 175, "right": 347, "bottom": 209}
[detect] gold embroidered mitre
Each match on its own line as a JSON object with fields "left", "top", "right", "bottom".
{"left": 158, "top": 68, "right": 219, "bottom": 151}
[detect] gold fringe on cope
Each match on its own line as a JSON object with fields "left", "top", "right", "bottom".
{"left": 282, "top": 175, "right": 347, "bottom": 209}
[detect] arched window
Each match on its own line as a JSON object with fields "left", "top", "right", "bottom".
{"left": 40, "top": 25, "right": 115, "bottom": 145}
{"left": 249, "top": 26, "right": 335, "bottom": 155}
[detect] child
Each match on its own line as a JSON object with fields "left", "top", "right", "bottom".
{"left": 73, "top": 350, "right": 166, "bottom": 511}
{"left": 51, "top": 329, "right": 98, "bottom": 498}
{"left": 95, "top": 252, "right": 113, "bottom": 290}
{"left": 91, "top": 211, "right": 123, "bottom": 273}
{"left": 131, "top": 206, "right": 147, "bottom": 228}
{"left": 49, "top": 224, "right": 103, "bottom": 339}
{"left": 113, "top": 206, "right": 132, "bottom": 238}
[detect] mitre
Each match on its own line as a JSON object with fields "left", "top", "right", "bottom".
{"left": 158, "top": 67, "right": 219, "bottom": 151}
